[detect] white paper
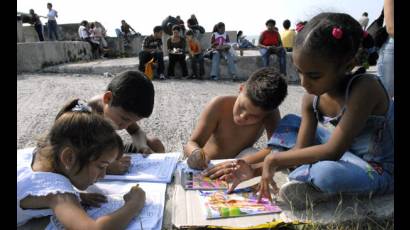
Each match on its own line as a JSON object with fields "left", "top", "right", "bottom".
{"left": 46, "top": 181, "right": 166, "bottom": 230}
{"left": 104, "top": 152, "right": 181, "bottom": 183}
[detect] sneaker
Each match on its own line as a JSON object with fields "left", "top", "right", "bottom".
{"left": 211, "top": 75, "right": 219, "bottom": 81}
{"left": 279, "top": 181, "right": 334, "bottom": 210}
{"left": 231, "top": 75, "right": 239, "bottom": 82}
{"left": 159, "top": 74, "right": 166, "bottom": 80}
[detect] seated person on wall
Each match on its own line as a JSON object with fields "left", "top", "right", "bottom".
{"left": 115, "top": 20, "right": 139, "bottom": 44}
{"left": 88, "top": 70, "right": 166, "bottom": 174}
{"left": 89, "top": 22, "right": 108, "bottom": 57}
{"left": 78, "top": 20, "right": 101, "bottom": 59}
{"left": 186, "top": 30, "right": 205, "bottom": 79}
{"left": 280, "top": 19, "right": 296, "bottom": 52}
{"left": 258, "top": 19, "right": 287, "bottom": 75}
{"left": 184, "top": 67, "right": 288, "bottom": 170}
{"left": 210, "top": 22, "right": 238, "bottom": 81}
{"left": 167, "top": 25, "right": 188, "bottom": 79}
{"left": 138, "top": 26, "right": 166, "bottom": 80}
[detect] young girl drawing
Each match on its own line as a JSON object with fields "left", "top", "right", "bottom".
{"left": 17, "top": 99, "right": 146, "bottom": 228}
{"left": 217, "top": 12, "right": 394, "bottom": 209}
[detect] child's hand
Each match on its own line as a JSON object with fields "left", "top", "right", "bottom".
{"left": 80, "top": 192, "right": 107, "bottom": 208}
{"left": 202, "top": 160, "right": 237, "bottom": 179}
{"left": 187, "top": 148, "right": 209, "bottom": 170}
{"left": 138, "top": 146, "right": 153, "bottom": 156}
{"left": 107, "top": 155, "right": 131, "bottom": 175}
{"left": 123, "top": 184, "right": 146, "bottom": 211}
{"left": 223, "top": 159, "right": 255, "bottom": 193}
{"left": 256, "top": 157, "right": 279, "bottom": 203}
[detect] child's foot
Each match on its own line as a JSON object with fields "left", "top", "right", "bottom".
{"left": 279, "top": 180, "right": 334, "bottom": 210}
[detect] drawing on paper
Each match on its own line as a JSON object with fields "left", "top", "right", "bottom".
{"left": 199, "top": 190, "right": 282, "bottom": 219}
{"left": 183, "top": 170, "right": 228, "bottom": 190}
{"left": 104, "top": 153, "right": 180, "bottom": 183}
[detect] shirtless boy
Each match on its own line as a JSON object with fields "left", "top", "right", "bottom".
{"left": 184, "top": 67, "right": 288, "bottom": 169}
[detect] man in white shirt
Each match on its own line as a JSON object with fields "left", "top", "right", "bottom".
{"left": 46, "top": 3, "right": 59, "bottom": 40}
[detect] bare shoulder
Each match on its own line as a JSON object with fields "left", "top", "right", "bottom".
{"left": 348, "top": 74, "right": 385, "bottom": 99}
{"left": 301, "top": 93, "right": 315, "bottom": 110}
{"left": 207, "top": 95, "right": 236, "bottom": 110}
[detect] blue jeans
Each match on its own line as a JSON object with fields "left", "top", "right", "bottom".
{"left": 47, "top": 20, "right": 59, "bottom": 41}
{"left": 210, "top": 51, "right": 237, "bottom": 79}
{"left": 377, "top": 37, "right": 394, "bottom": 98}
{"left": 259, "top": 47, "right": 287, "bottom": 75}
{"left": 268, "top": 114, "right": 394, "bottom": 195}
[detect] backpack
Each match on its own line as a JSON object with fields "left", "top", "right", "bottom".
{"left": 366, "top": 10, "right": 389, "bottom": 48}
{"left": 144, "top": 58, "right": 155, "bottom": 80}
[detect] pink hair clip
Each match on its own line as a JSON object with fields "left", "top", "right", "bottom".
{"left": 332, "top": 27, "right": 343, "bottom": 39}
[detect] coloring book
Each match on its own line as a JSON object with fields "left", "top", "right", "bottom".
{"left": 182, "top": 169, "right": 228, "bottom": 190}
{"left": 198, "top": 190, "right": 282, "bottom": 219}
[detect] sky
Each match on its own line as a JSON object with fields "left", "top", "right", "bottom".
{"left": 17, "top": 0, "right": 384, "bottom": 37}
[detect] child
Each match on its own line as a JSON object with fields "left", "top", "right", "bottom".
{"left": 166, "top": 25, "right": 188, "bottom": 79}
{"left": 17, "top": 99, "right": 146, "bottom": 228}
{"left": 138, "top": 26, "right": 166, "bottom": 80}
{"left": 210, "top": 22, "right": 238, "bottom": 81}
{"left": 280, "top": 19, "right": 296, "bottom": 52}
{"left": 186, "top": 30, "right": 205, "bottom": 79}
{"left": 258, "top": 19, "right": 287, "bottom": 75}
{"left": 222, "top": 13, "right": 394, "bottom": 210}
{"left": 184, "top": 67, "right": 288, "bottom": 170}
{"left": 88, "top": 70, "right": 165, "bottom": 174}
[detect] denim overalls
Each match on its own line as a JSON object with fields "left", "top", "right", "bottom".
{"left": 268, "top": 73, "right": 394, "bottom": 195}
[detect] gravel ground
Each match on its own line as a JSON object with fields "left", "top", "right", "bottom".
{"left": 17, "top": 73, "right": 305, "bottom": 151}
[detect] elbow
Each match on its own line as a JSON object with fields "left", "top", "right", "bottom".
{"left": 322, "top": 143, "right": 346, "bottom": 161}
{"left": 386, "top": 25, "right": 394, "bottom": 37}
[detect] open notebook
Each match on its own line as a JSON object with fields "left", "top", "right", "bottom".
{"left": 46, "top": 181, "right": 166, "bottom": 230}
{"left": 104, "top": 152, "right": 181, "bottom": 183}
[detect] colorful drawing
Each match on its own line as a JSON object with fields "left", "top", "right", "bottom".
{"left": 199, "top": 190, "right": 282, "bottom": 219}
{"left": 183, "top": 171, "right": 228, "bottom": 190}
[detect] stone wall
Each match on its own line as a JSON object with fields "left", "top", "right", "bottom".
{"left": 17, "top": 41, "right": 93, "bottom": 73}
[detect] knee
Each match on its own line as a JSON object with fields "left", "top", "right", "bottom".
{"left": 147, "top": 137, "right": 165, "bottom": 153}
{"left": 308, "top": 161, "right": 344, "bottom": 193}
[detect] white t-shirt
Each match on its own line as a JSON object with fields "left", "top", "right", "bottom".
{"left": 78, "top": 25, "right": 89, "bottom": 39}
{"left": 17, "top": 148, "right": 79, "bottom": 226}
{"left": 47, "top": 9, "right": 58, "bottom": 21}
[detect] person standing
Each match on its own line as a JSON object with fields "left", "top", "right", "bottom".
{"left": 29, "top": 9, "right": 44, "bottom": 41}
{"left": 46, "top": 3, "right": 59, "bottom": 41}
{"left": 280, "top": 19, "right": 296, "bottom": 52}
{"left": 377, "top": 0, "right": 394, "bottom": 98}
{"left": 358, "top": 12, "right": 370, "bottom": 30}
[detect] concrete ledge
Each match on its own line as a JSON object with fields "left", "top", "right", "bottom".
{"left": 42, "top": 51, "right": 299, "bottom": 83}
{"left": 17, "top": 41, "right": 93, "bottom": 73}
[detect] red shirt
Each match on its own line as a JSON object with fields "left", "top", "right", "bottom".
{"left": 260, "top": 30, "right": 280, "bottom": 46}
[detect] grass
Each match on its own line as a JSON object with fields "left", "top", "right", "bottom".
{"left": 277, "top": 193, "right": 394, "bottom": 230}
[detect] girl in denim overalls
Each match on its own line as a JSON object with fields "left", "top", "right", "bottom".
{"left": 224, "top": 13, "right": 394, "bottom": 209}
